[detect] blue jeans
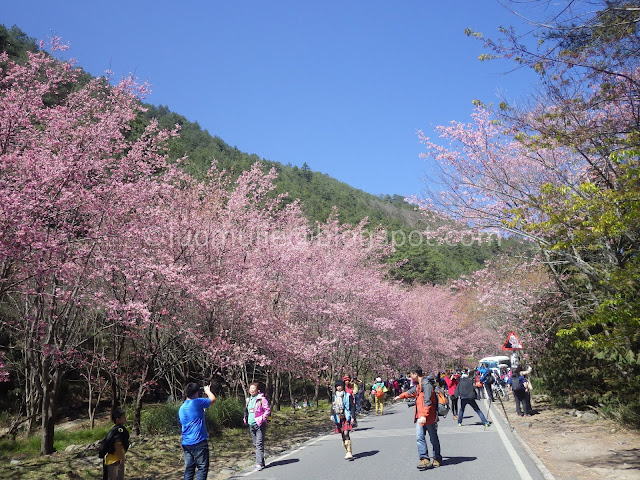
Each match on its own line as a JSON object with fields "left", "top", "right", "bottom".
{"left": 459, "top": 398, "right": 488, "bottom": 424}
{"left": 182, "top": 439, "right": 209, "bottom": 480}
{"left": 416, "top": 422, "right": 441, "bottom": 461}
{"left": 355, "top": 393, "right": 362, "bottom": 413}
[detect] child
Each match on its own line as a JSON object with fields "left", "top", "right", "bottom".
{"left": 103, "top": 408, "right": 129, "bottom": 480}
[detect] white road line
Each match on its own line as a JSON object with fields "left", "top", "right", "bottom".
{"left": 491, "top": 406, "right": 535, "bottom": 480}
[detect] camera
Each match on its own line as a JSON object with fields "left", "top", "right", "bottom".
{"left": 407, "top": 400, "right": 416, "bottom": 408}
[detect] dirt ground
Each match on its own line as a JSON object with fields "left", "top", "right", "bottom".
{"left": 503, "top": 394, "right": 640, "bottom": 480}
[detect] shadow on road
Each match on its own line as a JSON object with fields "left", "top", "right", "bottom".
{"left": 443, "top": 456, "right": 477, "bottom": 466}
{"left": 352, "top": 450, "right": 379, "bottom": 460}
{"left": 353, "top": 427, "right": 374, "bottom": 432}
{"left": 443, "top": 457, "right": 478, "bottom": 466}
{"left": 266, "top": 458, "right": 300, "bottom": 468}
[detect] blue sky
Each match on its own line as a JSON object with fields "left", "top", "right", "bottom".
{"left": 3, "top": 1, "right": 538, "bottom": 197}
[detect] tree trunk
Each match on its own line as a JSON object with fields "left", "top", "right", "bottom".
{"left": 40, "top": 364, "right": 60, "bottom": 455}
{"left": 313, "top": 376, "right": 320, "bottom": 409}
{"left": 132, "top": 364, "right": 149, "bottom": 436}
{"left": 288, "top": 372, "right": 295, "bottom": 413}
{"left": 265, "top": 371, "right": 273, "bottom": 405}
{"left": 272, "top": 370, "right": 281, "bottom": 412}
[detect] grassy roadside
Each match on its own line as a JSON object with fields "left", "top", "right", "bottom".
{"left": 0, "top": 403, "right": 334, "bottom": 480}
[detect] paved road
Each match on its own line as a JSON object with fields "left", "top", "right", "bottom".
{"left": 230, "top": 398, "right": 549, "bottom": 480}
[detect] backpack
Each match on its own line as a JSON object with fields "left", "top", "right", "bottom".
{"left": 434, "top": 386, "right": 450, "bottom": 417}
{"left": 375, "top": 385, "right": 384, "bottom": 398}
{"left": 455, "top": 376, "right": 476, "bottom": 399}
{"left": 98, "top": 426, "right": 118, "bottom": 459}
{"left": 98, "top": 424, "right": 129, "bottom": 460}
{"left": 331, "top": 393, "right": 345, "bottom": 416}
{"left": 511, "top": 375, "right": 525, "bottom": 392}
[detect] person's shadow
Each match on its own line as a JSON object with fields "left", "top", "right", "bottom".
{"left": 352, "top": 450, "right": 379, "bottom": 460}
{"left": 443, "top": 456, "right": 477, "bottom": 466}
{"left": 265, "top": 458, "right": 300, "bottom": 468}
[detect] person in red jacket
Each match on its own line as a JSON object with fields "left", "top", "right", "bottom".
{"left": 443, "top": 371, "right": 460, "bottom": 420}
{"left": 393, "top": 367, "right": 442, "bottom": 470}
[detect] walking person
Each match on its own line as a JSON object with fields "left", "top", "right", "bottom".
{"left": 371, "top": 377, "right": 386, "bottom": 415}
{"left": 455, "top": 371, "right": 491, "bottom": 427}
{"left": 508, "top": 367, "right": 532, "bottom": 416}
{"left": 443, "top": 371, "right": 460, "bottom": 420}
{"left": 393, "top": 367, "right": 442, "bottom": 470}
{"left": 244, "top": 382, "right": 271, "bottom": 471}
{"left": 102, "top": 408, "right": 129, "bottom": 480}
{"left": 343, "top": 375, "right": 358, "bottom": 427}
{"left": 331, "top": 380, "right": 354, "bottom": 460}
{"left": 179, "top": 383, "right": 216, "bottom": 480}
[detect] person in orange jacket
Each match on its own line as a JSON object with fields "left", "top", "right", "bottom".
{"left": 393, "top": 367, "right": 442, "bottom": 470}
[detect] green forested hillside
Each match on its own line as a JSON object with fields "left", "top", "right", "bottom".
{"left": 2, "top": 24, "right": 515, "bottom": 284}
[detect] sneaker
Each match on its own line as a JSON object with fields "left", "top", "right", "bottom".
{"left": 484, "top": 421, "right": 492, "bottom": 427}
{"left": 417, "top": 458, "right": 430, "bottom": 470}
{"left": 255, "top": 464, "right": 263, "bottom": 471}
{"left": 432, "top": 459, "right": 441, "bottom": 468}
{"left": 457, "top": 423, "right": 462, "bottom": 427}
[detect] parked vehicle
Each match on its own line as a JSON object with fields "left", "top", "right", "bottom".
{"left": 478, "top": 356, "right": 511, "bottom": 374}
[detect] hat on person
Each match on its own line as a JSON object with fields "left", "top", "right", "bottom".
{"left": 342, "top": 374, "right": 351, "bottom": 381}
{"left": 375, "top": 377, "right": 382, "bottom": 382}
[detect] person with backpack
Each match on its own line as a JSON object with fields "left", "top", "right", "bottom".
{"left": 474, "top": 370, "right": 486, "bottom": 399}
{"left": 331, "top": 379, "right": 355, "bottom": 460}
{"left": 508, "top": 367, "right": 531, "bottom": 416}
{"left": 432, "top": 377, "right": 451, "bottom": 418}
{"left": 243, "top": 382, "right": 271, "bottom": 471}
{"left": 100, "top": 408, "right": 129, "bottom": 480}
{"left": 454, "top": 371, "right": 491, "bottom": 427}
{"left": 480, "top": 369, "right": 495, "bottom": 403}
{"left": 371, "top": 377, "right": 386, "bottom": 415}
{"left": 179, "top": 382, "right": 216, "bottom": 480}
{"left": 393, "top": 367, "right": 443, "bottom": 470}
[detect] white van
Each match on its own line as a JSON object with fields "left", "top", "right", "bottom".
{"left": 478, "top": 356, "right": 511, "bottom": 373}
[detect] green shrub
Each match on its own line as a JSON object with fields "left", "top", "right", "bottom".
{"left": 139, "top": 397, "right": 245, "bottom": 436}
{"left": 140, "top": 403, "right": 181, "bottom": 435}
{"left": 205, "top": 397, "right": 245, "bottom": 433}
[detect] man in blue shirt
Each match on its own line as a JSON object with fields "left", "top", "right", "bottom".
{"left": 179, "top": 383, "right": 216, "bottom": 480}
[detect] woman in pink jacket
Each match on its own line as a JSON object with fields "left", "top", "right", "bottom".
{"left": 244, "top": 383, "right": 271, "bottom": 471}
{"left": 443, "top": 372, "right": 460, "bottom": 420}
